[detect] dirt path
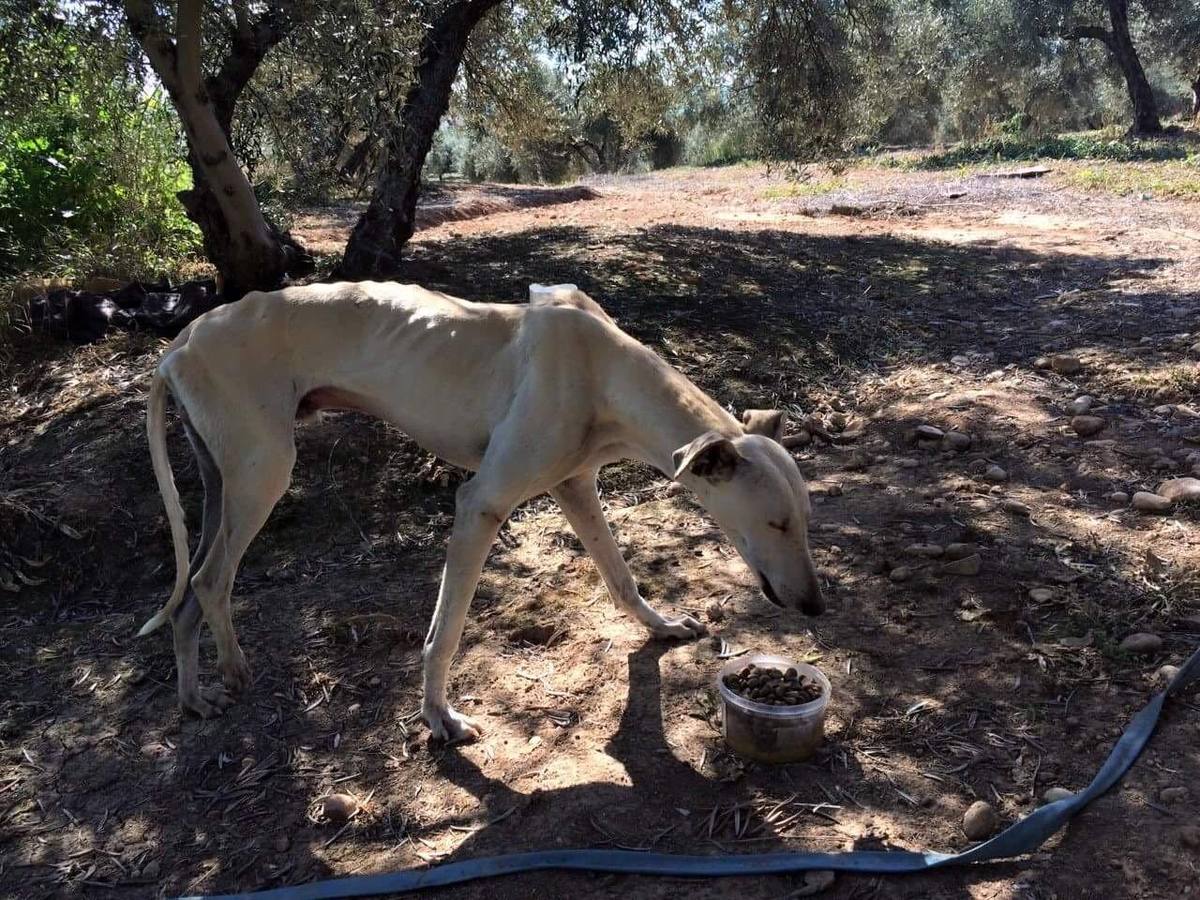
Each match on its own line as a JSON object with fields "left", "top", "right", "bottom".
{"left": 2, "top": 165, "right": 1198, "bottom": 900}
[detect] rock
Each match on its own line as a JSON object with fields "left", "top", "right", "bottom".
{"left": 942, "top": 554, "right": 982, "bottom": 576}
{"left": 1070, "top": 415, "right": 1105, "bottom": 437}
{"left": 666, "top": 482, "right": 687, "bottom": 496}
{"left": 889, "top": 566, "right": 912, "bottom": 583}
{"left": 1154, "top": 404, "right": 1176, "bottom": 417}
{"left": 1156, "top": 664, "right": 1181, "bottom": 684}
{"left": 942, "top": 431, "right": 972, "bottom": 451}
{"left": 944, "top": 543, "right": 976, "bottom": 561}
{"left": 793, "top": 870, "right": 836, "bottom": 896}
{"left": 983, "top": 465, "right": 1008, "bottom": 483}
{"left": 1042, "top": 787, "right": 1074, "bottom": 805}
{"left": 1157, "top": 477, "right": 1200, "bottom": 502}
{"left": 897, "top": 458, "right": 920, "bottom": 469}
{"left": 1160, "top": 786, "right": 1188, "bottom": 804}
{"left": 1181, "top": 825, "right": 1200, "bottom": 849}
{"left": 1001, "top": 499, "right": 1031, "bottom": 516}
{"left": 321, "top": 793, "right": 359, "bottom": 824}
{"left": 1069, "top": 396, "right": 1094, "bottom": 415}
{"left": 273, "top": 833, "right": 291, "bottom": 853}
{"left": 905, "top": 543, "right": 944, "bottom": 558}
{"left": 141, "top": 859, "right": 161, "bottom": 880}
{"left": 828, "top": 411, "right": 848, "bottom": 432}
{"left": 1050, "top": 355, "right": 1082, "bottom": 375}
{"left": 782, "top": 429, "right": 812, "bottom": 449}
{"left": 1119, "top": 633, "right": 1163, "bottom": 655}
{"left": 826, "top": 482, "right": 843, "bottom": 497}
{"left": 1132, "top": 491, "right": 1173, "bottom": 513}
{"left": 962, "top": 800, "right": 1000, "bottom": 840}
{"left": 1107, "top": 491, "right": 1130, "bottom": 504}
{"left": 1029, "top": 588, "right": 1055, "bottom": 602}
{"left": 916, "top": 424, "right": 945, "bottom": 441}
{"left": 1033, "top": 356, "right": 1051, "bottom": 370}
{"left": 705, "top": 601, "right": 726, "bottom": 623}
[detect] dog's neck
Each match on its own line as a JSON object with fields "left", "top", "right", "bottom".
{"left": 612, "top": 346, "right": 742, "bottom": 477}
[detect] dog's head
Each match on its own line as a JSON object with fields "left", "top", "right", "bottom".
{"left": 672, "top": 410, "right": 824, "bottom": 615}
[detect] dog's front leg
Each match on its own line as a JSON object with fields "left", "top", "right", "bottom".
{"left": 421, "top": 479, "right": 512, "bottom": 743}
{"left": 552, "top": 473, "right": 706, "bottom": 640}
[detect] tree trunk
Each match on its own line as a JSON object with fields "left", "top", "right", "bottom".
{"left": 1104, "top": 0, "right": 1161, "bottom": 133}
{"left": 339, "top": 0, "right": 502, "bottom": 279}
{"left": 1191, "top": 70, "right": 1200, "bottom": 121}
{"left": 124, "top": 1, "right": 304, "bottom": 300}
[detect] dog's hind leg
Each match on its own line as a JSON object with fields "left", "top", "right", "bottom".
{"left": 551, "top": 471, "right": 706, "bottom": 640}
{"left": 171, "top": 420, "right": 226, "bottom": 717}
{"left": 185, "top": 426, "right": 296, "bottom": 717}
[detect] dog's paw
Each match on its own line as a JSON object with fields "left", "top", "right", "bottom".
{"left": 423, "top": 704, "right": 481, "bottom": 744}
{"left": 652, "top": 614, "right": 708, "bottom": 641}
{"left": 179, "top": 685, "right": 237, "bottom": 719}
{"left": 219, "top": 651, "right": 252, "bottom": 695}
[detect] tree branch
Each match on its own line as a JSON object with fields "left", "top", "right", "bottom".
{"left": 122, "top": 0, "right": 181, "bottom": 93}
{"left": 1061, "top": 25, "right": 1114, "bottom": 48}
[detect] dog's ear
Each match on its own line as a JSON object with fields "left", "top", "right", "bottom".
{"left": 741, "top": 409, "right": 787, "bottom": 442}
{"left": 672, "top": 431, "right": 742, "bottom": 482}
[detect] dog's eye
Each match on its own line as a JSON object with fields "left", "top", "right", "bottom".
{"left": 767, "top": 519, "right": 790, "bottom": 533}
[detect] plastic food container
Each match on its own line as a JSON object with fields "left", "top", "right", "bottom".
{"left": 716, "top": 653, "right": 831, "bottom": 763}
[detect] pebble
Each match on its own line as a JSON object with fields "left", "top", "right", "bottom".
{"left": 1181, "top": 825, "right": 1200, "bottom": 849}
{"left": 1042, "top": 787, "right": 1074, "bottom": 804}
{"left": 983, "top": 465, "right": 1007, "bottom": 483}
{"left": 1001, "top": 499, "right": 1031, "bottom": 516}
{"left": 916, "top": 424, "right": 945, "bottom": 441}
{"left": 1050, "top": 355, "right": 1083, "bottom": 375}
{"left": 321, "top": 793, "right": 359, "bottom": 824}
{"left": 826, "top": 482, "right": 843, "bottom": 497}
{"left": 889, "top": 566, "right": 912, "bottom": 583}
{"left": 1160, "top": 787, "right": 1188, "bottom": 804}
{"left": 1028, "top": 588, "right": 1055, "bottom": 602}
{"left": 1033, "top": 356, "right": 1050, "bottom": 369}
{"left": 963, "top": 800, "right": 1000, "bottom": 840}
{"left": 1107, "top": 491, "right": 1130, "bottom": 503}
{"left": 1157, "top": 477, "right": 1200, "bottom": 502}
{"left": 1154, "top": 404, "right": 1176, "bottom": 417}
{"left": 897, "top": 458, "right": 920, "bottom": 469}
{"left": 1070, "top": 415, "right": 1105, "bottom": 437}
{"left": 942, "top": 554, "right": 982, "bottom": 576}
{"left": 1132, "top": 491, "right": 1173, "bottom": 513}
{"left": 1069, "top": 396, "right": 1094, "bottom": 415}
{"left": 944, "top": 543, "right": 976, "bottom": 561}
{"left": 1119, "top": 633, "right": 1163, "bottom": 654}
{"left": 904, "top": 543, "right": 944, "bottom": 558}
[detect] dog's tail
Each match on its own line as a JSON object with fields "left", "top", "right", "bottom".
{"left": 138, "top": 369, "right": 190, "bottom": 637}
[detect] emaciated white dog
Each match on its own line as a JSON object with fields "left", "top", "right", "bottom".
{"left": 142, "top": 282, "right": 824, "bottom": 741}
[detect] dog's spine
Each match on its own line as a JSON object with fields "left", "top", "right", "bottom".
{"left": 138, "top": 371, "right": 190, "bottom": 636}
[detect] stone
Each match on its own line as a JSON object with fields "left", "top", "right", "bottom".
{"left": 1070, "top": 415, "right": 1105, "bottom": 437}
{"left": 1181, "top": 826, "right": 1200, "bottom": 850}
{"left": 962, "top": 800, "right": 1000, "bottom": 840}
{"left": 1042, "top": 787, "right": 1074, "bottom": 805}
{"left": 321, "top": 793, "right": 359, "bottom": 824}
{"left": 1157, "top": 477, "right": 1200, "bottom": 502}
{"left": 1154, "top": 404, "right": 1176, "bottom": 417}
{"left": 1119, "top": 633, "right": 1163, "bottom": 654}
{"left": 1069, "top": 396, "right": 1094, "bottom": 415}
{"left": 1028, "top": 588, "right": 1055, "bottom": 602}
{"left": 897, "top": 458, "right": 920, "bottom": 469}
{"left": 1001, "top": 499, "right": 1031, "bottom": 516}
{"left": 1050, "top": 355, "right": 1082, "bottom": 375}
{"left": 1156, "top": 664, "right": 1181, "bottom": 684}
{"left": 944, "top": 543, "right": 976, "bottom": 561}
{"left": 1107, "top": 491, "right": 1130, "bottom": 504}
{"left": 141, "top": 859, "right": 161, "bottom": 880}
{"left": 273, "top": 833, "right": 291, "bottom": 853}
{"left": 942, "top": 431, "right": 972, "bottom": 451}
{"left": 828, "top": 411, "right": 848, "bottom": 432}
{"left": 705, "top": 601, "right": 726, "bottom": 623}
{"left": 1033, "top": 356, "right": 1051, "bottom": 369}
{"left": 1160, "top": 786, "right": 1188, "bottom": 804}
{"left": 1132, "top": 491, "right": 1173, "bottom": 513}
{"left": 889, "top": 566, "right": 912, "bottom": 583}
{"left": 905, "top": 543, "right": 944, "bottom": 558}
{"left": 983, "top": 465, "right": 1007, "bottom": 483}
{"left": 942, "top": 554, "right": 982, "bottom": 576}
{"left": 794, "top": 870, "right": 836, "bottom": 896}
{"left": 916, "top": 424, "right": 945, "bottom": 441}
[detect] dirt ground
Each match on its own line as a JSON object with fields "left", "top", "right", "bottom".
{"left": 2, "top": 162, "right": 1199, "bottom": 900}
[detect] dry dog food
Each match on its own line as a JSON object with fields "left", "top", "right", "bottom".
{"left": 722, "top": 662, "right": 824, "bottom": 707}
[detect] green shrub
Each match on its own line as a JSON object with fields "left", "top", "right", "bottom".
{"left": 914, "top": 132, "right": 1193, "bottom": 170}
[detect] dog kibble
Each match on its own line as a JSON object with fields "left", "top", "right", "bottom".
{"left": 722, "top": 663, "right": 824, "bottom": 707}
